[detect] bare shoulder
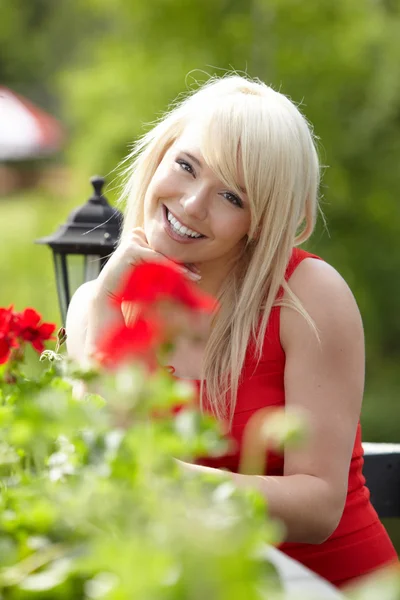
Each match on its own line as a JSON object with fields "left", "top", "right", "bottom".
{"left": 67, "top": 280, "right": 97, "bottom": 317}
{"left": 289, "top": 257, "right": 358, "bottom": 304}
{"left": 66, "top": 279, "right": 98, "bottom": 330}
{"left": 281, "top": 257, "right": 364, "bottom": 349}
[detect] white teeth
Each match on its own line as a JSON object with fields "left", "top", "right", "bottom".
{"left": 166, "top": 209, "right": 202, "bottom": 238}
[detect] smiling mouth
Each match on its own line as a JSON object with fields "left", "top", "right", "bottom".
{"left": 163, "top": 205, "right": 206, "bottom": 239}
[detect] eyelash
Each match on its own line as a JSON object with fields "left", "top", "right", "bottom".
{"left": 221, "top": 191, "right": 243, "bottom": 208}
{"left": 175, "top": 159, "right": 243, "bottom": 208}
{"left": 176, "top": 159, "right": 195, "bottom": 175}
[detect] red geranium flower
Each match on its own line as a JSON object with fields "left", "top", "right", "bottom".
{"left": 0, "top": 306, "right": 19, "bottom": 364}
{"left": 0, "top": 305, "right": 19, "bottom": 334}
{"left": 96, "top": 262, "right": 217, "bottom": 371}
{"left": 113, "top": 262, "right": 216, "bottom": 313}
{"left": 0, "top": 339, "right": 12, "bottom": 365}
{"left": 15, "top": 308, "right": 56, "bottom": 353}
{"left": 96, "top": 315, "right": 162, "bottom": 370}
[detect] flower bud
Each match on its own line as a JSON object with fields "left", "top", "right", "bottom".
{"left": 57, "top": 327, "right": 67, "bottom": 346}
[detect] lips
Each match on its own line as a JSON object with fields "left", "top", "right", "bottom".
{"left": 165, "top": 206, "right": 205, "bottom": 237}
{"left": 162, "top": 205, "right": 206, "bottom": 244}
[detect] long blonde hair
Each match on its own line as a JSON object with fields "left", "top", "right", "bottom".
{"left": 119, "top": 75, "right": 320, "bottom": 423}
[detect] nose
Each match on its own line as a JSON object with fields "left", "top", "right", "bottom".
{"left": 180, "top": 191, "right": 208, "bottom": 221}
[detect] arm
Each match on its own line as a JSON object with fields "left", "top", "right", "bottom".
{"left": 65, "top": 281, "right": 124, "bottom": 366}
{"left": 182, "top": 258, "right": 365, "bottom": 544}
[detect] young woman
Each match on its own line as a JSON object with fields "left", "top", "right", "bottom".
{"left": 66, "top": 75, "right": 398, "bottom": 587}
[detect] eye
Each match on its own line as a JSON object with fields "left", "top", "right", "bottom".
{"left": 176, "top": 159, "right": 195, "bottom": 177}
{"left": 220, "top": 191, "right": 243, "bottom": 208}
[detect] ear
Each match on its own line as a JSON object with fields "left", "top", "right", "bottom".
{"left": 250, "top": 226, "right": 261, "bottom": 242}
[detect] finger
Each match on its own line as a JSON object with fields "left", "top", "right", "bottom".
{"left": 183, "top": 269, "right": 202, "bottom": 281}
{"left": 130, "top": 246, "right": 169, "bottom": 265}
{"left": 131, "top": 227, "right": 148, "bottom": 244}
{"left": 184, "top": 262, "right": 201, "bottom": 275}
{"left": 130, "top": 233, "right": 149, "bottom": 248}
{"left": 129, "top": 248, "right": 201, "bottom": 280}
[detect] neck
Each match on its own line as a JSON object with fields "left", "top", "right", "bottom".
{"left": 194, "top": 257, "right": 237, "bottom": 298}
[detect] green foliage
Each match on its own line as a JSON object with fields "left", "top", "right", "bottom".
{"left": 57, "top": 0, "right": 255, "bottom": 182}
{"left": 0, "top": 355, "right": 283, "bottom": 599}
{"left": 0, "top": 191, "right": 78, "bottom": 325}
{"left": 0, "top": 0, "right": 97, "bottom": 106}
{"left": 254, "top": 0, "right": 400, "bottom": 365}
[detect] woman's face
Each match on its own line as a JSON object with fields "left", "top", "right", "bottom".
{"left": 143, "top": 123, "right": 251, "bottom": 271}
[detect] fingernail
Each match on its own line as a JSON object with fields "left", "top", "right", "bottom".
{"left": 187, "top": 264, "right": 200, "bottom": 274}
{"left": 186, "top": 271, "right": 201, "bottom": 281}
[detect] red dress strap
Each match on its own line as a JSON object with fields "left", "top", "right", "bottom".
{"left": 268, "top": 248, "right": 323, "bottom": 345}
{"left": 284, "top": 247, "right": 322, "bottom": 281}
{"left": 274, "top": 247, "right": 323, "bottom": 305}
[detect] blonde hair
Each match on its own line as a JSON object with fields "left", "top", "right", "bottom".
{"left": 119, "top": 75, "right": 320, "bottom": 423}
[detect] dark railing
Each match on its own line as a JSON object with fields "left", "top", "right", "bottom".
{"left": 363, "top": 443, "right": 400, "bottom": 518}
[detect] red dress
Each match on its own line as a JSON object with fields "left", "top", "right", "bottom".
{"left": 192, "top": 248, "right": 398, "bottom": 587}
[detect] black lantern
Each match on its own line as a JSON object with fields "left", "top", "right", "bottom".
{"left": 36, "top": 176, "right": 123, "bottom": 324}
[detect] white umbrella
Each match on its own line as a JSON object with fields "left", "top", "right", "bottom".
{"left": 0, "top": 87, "right": 63, "bottom": 161}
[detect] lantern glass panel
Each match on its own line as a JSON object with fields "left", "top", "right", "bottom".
{"left": 84, "top": 254, "right": 103, "bottom": 282}
{"left": 66, "top": 255, "right": 85, "bottom": 300}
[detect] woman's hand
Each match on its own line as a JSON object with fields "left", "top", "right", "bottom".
{"left": 93, "top": 227, "right": 200, "bottom": 303}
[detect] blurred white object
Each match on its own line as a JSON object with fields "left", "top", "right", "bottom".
{"left": 264, "top": 546, "right": 345, "bottom": 599}
{"left": 0, "top": 87, "right": 63, "bottom": 160}
{"left": 363, "top": 442, "right": 400, "bottom": 455}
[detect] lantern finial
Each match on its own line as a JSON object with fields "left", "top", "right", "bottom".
{"left": 89, "top": 175, "right": 106, "bottom": 203}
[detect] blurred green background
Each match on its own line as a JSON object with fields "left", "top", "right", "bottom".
{"left": 1, "top": 0, "right": 399, "bottom": 545}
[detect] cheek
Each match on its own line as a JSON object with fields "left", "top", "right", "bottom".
{"left": 213, "top": 212, "right": 251, "bottom": 246}
{"left": 144, "top": 171, "right": 169, "bottom": 222}
{"left": 149, "top": 164, "right": 181, "bottom": 199}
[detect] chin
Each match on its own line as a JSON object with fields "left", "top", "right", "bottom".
{"left": 148, "top": 233, "right": 178, "bottom": 260}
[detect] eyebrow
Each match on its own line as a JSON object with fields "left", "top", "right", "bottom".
{"left": 181, "top": 150, "right": 247, "bottom": 196}
{"left": 182, "top": 151, "right": 203, "bottom": 168}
